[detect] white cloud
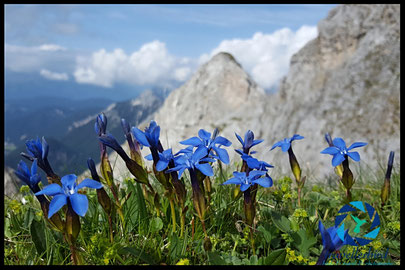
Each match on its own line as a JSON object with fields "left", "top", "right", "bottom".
{"left": 40, "top": 69, "right": 69, "bottom": 81}
{"left": 73, "top": 41, "right": 196, "bottom": 88}
{"left": 5, "top": 43, "right": 72, "bottom": 73}
{"left": 38, "top": 44, "right": 67, "bottom": 52}
{"left": 199, "top": 25, "right": 318, "bottom": 90}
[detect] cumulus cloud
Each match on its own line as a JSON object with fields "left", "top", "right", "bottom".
{"left": 74, "top": 41, "right": 197, "bottom": 88}
{"left": 40, "top": 69, "right": 69, "bottom": 81}
{"left": 199, "top": 25, "right": 318, "bottom": 90}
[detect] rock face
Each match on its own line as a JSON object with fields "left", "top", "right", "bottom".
{"left": 260, "top": 4, "right": 400, "bottom": 179}
{"left": 153, "top": 52, "right": 268, "bottom": 152}
{"left": 4, "top": 166, "right": 20, "bottom": 198}
{"left": 91, "top": 4, "right": 399, "bottom": 183}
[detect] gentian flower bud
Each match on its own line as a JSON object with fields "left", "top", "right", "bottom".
{"left": 87, "top": 158, "right": 112, "bottom": 215}
{"left": 15, "top": 159, "right": 64, "bottom": 231}
{"left": 121, "top": 118, "right": 144, "bottom": 167}
{"left": 381, "top": 151, "right": 394, "bottom": 206}
{"left": 99, "top": 133, "right": 149, "bottom": 185}
{"left": 21, "top": 137, "right": 60, "bottom": 184}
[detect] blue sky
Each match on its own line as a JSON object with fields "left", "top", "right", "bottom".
{"left": 5, "top": 4, "right": 337, "bottom": 100}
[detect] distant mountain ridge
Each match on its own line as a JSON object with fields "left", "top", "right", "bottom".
{"left": 5, "top": 90, "right": 164, "bottom": 196}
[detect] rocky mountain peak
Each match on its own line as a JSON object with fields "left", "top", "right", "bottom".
{"left": 151, "top": 51, "right": 267, "bottom": 150}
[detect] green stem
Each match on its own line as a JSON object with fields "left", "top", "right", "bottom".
{"left": 169, "top": 198, "right": 177, "bottom": 233}
{"left": 250, "top": 227, "right": 256, "bottom": 256}
{"left": 108, "top": 215, "right": 114, "bottom": 243}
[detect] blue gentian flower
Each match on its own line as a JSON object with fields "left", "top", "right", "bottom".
{"left": 131, "top": 120, "right": 160, "bottom": 149}
{"left": 94, "top": 113, "right": 107, "bottom": 136}
{"left": 98, "top": 133, "right": 131, "bottom": 162}
{"left": 235, "top": 130, "right": 263, "bottom": 154}
{"left": 320, "top": 137, "right": 367, "bottom": 167}
{"left": 22, "top": 136, "right": 49, "bottom": 161}
{"left": 221, "top": 170, "right": 270, "bottom": 192}
{"left": 35, "top": 174, "right": 103, "bottom": 218}
{"left": 270, "top": 134, "right": 304, "bottom": 152}
{"left": 14, "top": 159, "right": 41, "bottom": 190}
{"left": 155, "top": 148, "right": 175, "bottom": 171}
{"left": 166, "top": 146, "right": 215, "bottom": 179}
{"left": 241, "top": 154, "right": 274, "bottom": 171}
{"left": 317, "top": 221, "right": 349, "bottom": 265}
{"left": 180, "top": 129, "right": 232, "bottom": 164}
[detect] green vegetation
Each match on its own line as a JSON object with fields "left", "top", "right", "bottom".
{"left": 4, "top": 163, "right": 400, "bottom": 265}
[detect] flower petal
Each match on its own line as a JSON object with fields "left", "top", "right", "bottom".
{"left": 48, "top": 194, "right": 67, "bottom": 218}
{"left": 332, "top": 153, "right": 345, "bottom": 167}
{"left": 156, "top": 160, "right": 169, "bottom": 171}
{"left": 222, "top": 177, "right": 242, "bottom": 185}
{"left": 234, "top": 149, "right": 244, "bottom": 156}
{"left": 131, "top": 127, "right": 151, "bottom": 147}
{"left": 235, "top": 132, "right": 244, "bottom": 146}
{"left": 179, "top": 136, "right": 202, "bottom": 146}
{"left": 321, "top": 147, "right": 340, "bottom": 155}
{"left": 41, "top": 137, "right": 49, "bottom": 160}
{"left": 251, "top": 139, "right": 263, "bottom": 147}
{"left": 30, "top": 174, "right": 41, "bottom": 186}
{"left": 233, "top": 171, "right": 246, "bottom": 178}
{"left": 280, "top": 142, "right": 291, "bottom": 152}
{"left": 61, "top": 174, "right": 77, "bottom": 188}
{"left": 35, "top": 183, "right": 64, "bottom": 196}
{"left": 198, "top": 129, "right": 211, "bottom": 141}
{"left": 347, "top": 142, "right": 367, "bottom": 151}
{"left": 244, "top": 130, "right": 254, "bottom": 149}
{"left": 151, "top": 125, "right": 160, "bottom": 147}
{"left": 240, "top": 183, "right": 251, "bottom": 192}
{"left": 30, "top": 159, "right": 37, "bottom": 176}
{"left": 214, "top": 136, "right": 232, "bottom": 147}
{"left": 332, "top": 138, "right": 347, "bottom": 150}
{"left": 192, "top": 146, "right": 208, "bottom": 162}
{"left": 70, "top": 193, "right": 88, "bottom": 217}
{"left": 15, "top": 160, "right": 30, "bottom": 183}
{"left": 213, "top": 147, "right": 230, "bottom": 164}
{"left": 246, "top": 157, "right": 260, "bottom": 169}
{"left": 178, "top": 167, "right": 187, "bottom": 179}
{"left": 248, "top": 170, "right": 267, "bottom": 179}
{"left": 347, "top": 151, "right": 360, "bottom": 162}
{"left": 270, "top": 140, "right": 282, "bottom": 151}
{"left": 195, "top": 163, "right": 213, "bottom": 177}
{"left": 77, "top": 179, "right": 103, "bottom": 190}
{"left": 291, "top": 134, "right": 304, "bottom": 141}
{"left": 252, "top": 176, "right": 273, "bottom": 188}
{"left": 144, "top": 154, "right": 153, "bottom": 161}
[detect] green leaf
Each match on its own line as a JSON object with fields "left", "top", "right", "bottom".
{"left": 291, "top": 229, "right": 317, "bottom": 257}
{"left": 169, "top": 235, "right": 183, "bottom": 262}
{"left": 270, "top": 211, "right": 291, "bottom": 232}
{"left": 257, "top": 225, "right": 272, "bottom": 243}
{"left": 24, "top": 207, "right": 35, "bottom": 229}
{"left": 30, "top": 219, "right": 46, "bottom": 256}
{"left": 150, "top": 217, "right": 163, "bottom": 233}
{"left": 264, "top": 249, "right": 287, "bottom": 265}
{"left": 4, "top": 218, "right": 11, "bottom": 238}
{"left": 249, "top": 255, "right": 258, "bottom": 265}
{"left": 119, "top": 246, "right": 157, "bottom": 265}
{"left": 135, "top": 182, "right": 148, "bottom": 221}
{"left": 207, "top": 252, "right": 227, "bottom": 265}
